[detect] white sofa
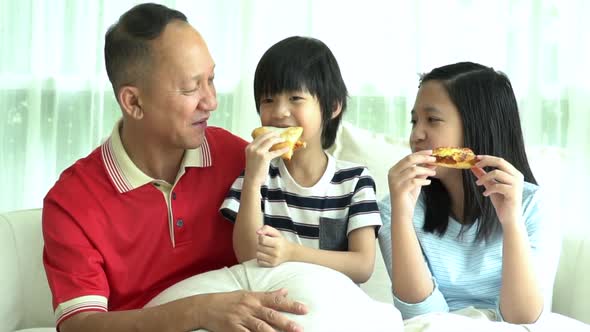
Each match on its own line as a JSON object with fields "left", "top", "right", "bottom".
{"left": 1, "top": 122, "right": 589, "bottom": 331}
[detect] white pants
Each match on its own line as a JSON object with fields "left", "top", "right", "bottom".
{"left": 145, "top": 259, "right": 403, "bottom": 332}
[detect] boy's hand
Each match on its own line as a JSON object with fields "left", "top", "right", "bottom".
{"left": 255, "top": 225, "right": 295, "bottom": 267}
{"left": 244, "top": 131, "right": 290, "bottom": 188}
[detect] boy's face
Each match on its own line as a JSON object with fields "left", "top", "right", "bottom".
{"left": 258, "top": 90, "right": 323, "bottom": 148}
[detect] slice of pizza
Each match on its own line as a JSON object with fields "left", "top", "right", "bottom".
{"left": 432, "top": 147, "right": 477, "bottom": 169}
{"left": 251, "top": 126, "right": 307, "bottom": 160}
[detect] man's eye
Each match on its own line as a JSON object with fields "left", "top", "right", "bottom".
{"left": 410, "top": 119, "right": 417, "bottom": 126}
{"left": 182, "top": 89, "right": 197, "bottom": 95}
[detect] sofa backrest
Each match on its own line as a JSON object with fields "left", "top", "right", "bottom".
{"left": 0, "top": 209, "right": 55, "bottom": 330}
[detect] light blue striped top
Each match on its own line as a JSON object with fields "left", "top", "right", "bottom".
{"left": 378, "top": 182, "right": 560, "bottom": 320}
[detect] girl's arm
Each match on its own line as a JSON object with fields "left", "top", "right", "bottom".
{"left": 387, "top": 152, "right": 439, "bottom": 302}
{"left": 472, "top": 156, "right": 544, "bottom": 324}
{"left": 389, "top": 204, "right": 436, "bottom": 303}
{"left": 378, "top": 151, "right": 450, "bottom": 319}
{"left": 499, "top": 219, "right": 543, "bottom": 323}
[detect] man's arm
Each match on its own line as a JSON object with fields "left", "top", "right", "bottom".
{"left": 61, "top": 289, "right": 307, "bottom": 332}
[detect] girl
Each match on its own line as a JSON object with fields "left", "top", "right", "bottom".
{"left": 378, "top": 62, "right": 558, "bottom": 323}
{"left": 220, "top": 36, "right": 382, "bottom": 284}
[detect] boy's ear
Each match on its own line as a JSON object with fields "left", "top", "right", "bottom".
{"left": 331, "top": 102, "right": 343, "bottom": 119}
{"left": 118, "top": 85, "right": 144, "bottom": 120}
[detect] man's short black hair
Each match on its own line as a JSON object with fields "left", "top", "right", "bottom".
{"left": 253, "top": 36, "right": 348, "bottom": 149}
{"left": 104, "top": 3, "right": 187, "bottom": 97}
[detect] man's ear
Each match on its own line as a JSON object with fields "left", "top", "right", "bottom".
{"left": 331, "top": 102, "right": 343, "bottom": 119}
{"left": 118, "top": 86, "right": 144, "bottom": 120}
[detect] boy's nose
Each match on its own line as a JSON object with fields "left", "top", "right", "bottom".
{"left": 273, "top": 102, "right": 291, "bottom": 118}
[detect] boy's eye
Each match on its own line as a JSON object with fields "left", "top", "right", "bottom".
{"left": 260, "top": 97, "right": 273, "bottom": 104}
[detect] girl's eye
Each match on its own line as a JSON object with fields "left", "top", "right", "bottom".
{"left": 429, "top": 117, "right": 442, "bottom": 123}
{"left": 290, "top": 96, "right": 303, "bottom": 101}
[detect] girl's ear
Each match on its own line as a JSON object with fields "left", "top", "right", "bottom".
{"left": 331, "top": 102, "right": 343, "bottom": 119}
{"left": 118, "top": 86, "right": 144, "bottom": 120}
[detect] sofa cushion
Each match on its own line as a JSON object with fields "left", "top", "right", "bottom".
{"left": 0, "top": 209, "right": 55, "bottom": 330}
{"left": 328, "top": 121, "right": 409, "bottom": 201}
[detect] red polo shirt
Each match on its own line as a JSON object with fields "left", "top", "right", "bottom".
{"left": 42, "top": 122, "right": 247, "bottom": 327}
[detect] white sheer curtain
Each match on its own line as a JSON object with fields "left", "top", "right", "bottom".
{"left": 2, "top": 0, "right": 589, "bottom": 221}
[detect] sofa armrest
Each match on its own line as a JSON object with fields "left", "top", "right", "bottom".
{"left": 552, "top": 223, "right": 590, "bottom": 324}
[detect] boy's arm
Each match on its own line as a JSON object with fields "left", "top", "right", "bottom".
{"left": 232, "top": 179, "right": 265, "bottom": 262}
{"left": 257, "top": 225, "right": 376, "bottom": 283}
{"left": 289, "top": 226, "right": 376, "bottom": 283}
{"left": 232, "top": 131, "right": 289, "bottom": 263}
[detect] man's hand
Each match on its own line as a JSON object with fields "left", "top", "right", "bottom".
{"left": 255, "top": 225, "right": 295, "bottom": 267}
{"left": 202, "top": 288, "right": 308, "bottom": 332}
{"left": 60, "top": 288, "right": 308, "bottom": 332}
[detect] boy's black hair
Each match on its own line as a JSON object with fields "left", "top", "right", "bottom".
{"left": 104, "top": 3, "right": 187, "bottom": 97}
{"left": 254, "top": 36, "right": 348, "bottom": 149}
{"left": 420, "top": 62, "right": 537, "bottom": 241}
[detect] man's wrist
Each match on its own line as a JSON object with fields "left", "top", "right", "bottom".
{"left": 193, "top": 293, "right": 209, "bottom": 330}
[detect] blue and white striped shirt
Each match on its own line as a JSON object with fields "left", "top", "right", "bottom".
{"left": 221, "top": 153, "right": 382, "bottom": 250}
{"left": 378, "top": 182, "right": 559, "bottom": 320}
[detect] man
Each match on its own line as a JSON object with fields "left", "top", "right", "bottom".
{"left": 42, "top": 3, "right": 307, "bottom": 331}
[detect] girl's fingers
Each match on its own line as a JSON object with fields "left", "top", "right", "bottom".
{"left": 407, "top": 178, "right": 432, "bottom": 188}
{"left": 475, "top": 169, "right": 514, "bottom": 186}
{"left": 482, "top": 183, "right": 513, "bottom": 197}
{"left": 475, "top": 155, "right": 519, "bottom": 176}
{"left": 397, "top": 165, "right": 436, "bottom": 182}
{"left": 470, "top": 166, "right": 487, "bottom": 179}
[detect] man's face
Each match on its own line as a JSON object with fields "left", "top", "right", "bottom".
{"left": 138, "top": 22, "right": 217, "bottom": 150}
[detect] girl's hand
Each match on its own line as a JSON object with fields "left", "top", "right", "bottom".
{"left": 243, "top": 131, "right": 290, "bottom": 188}
{"left": 387, "top": 150, "right": 437, "bottom": 222}
{"left": 255, "top": 225, "right": 294, "bottom": 267}
{"left": 471, "top": 156, "right": 524, "bottom": 226}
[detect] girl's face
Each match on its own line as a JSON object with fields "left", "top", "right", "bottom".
{"left": 259, "top": 90, "right": 324, "bottom": 148}
{"left": 410, "top": 80, "right": 464, "bottom": 177}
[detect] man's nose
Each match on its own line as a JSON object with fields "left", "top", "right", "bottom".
{"left": 198, "top": 84, "right": 217, "bottom": 111}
